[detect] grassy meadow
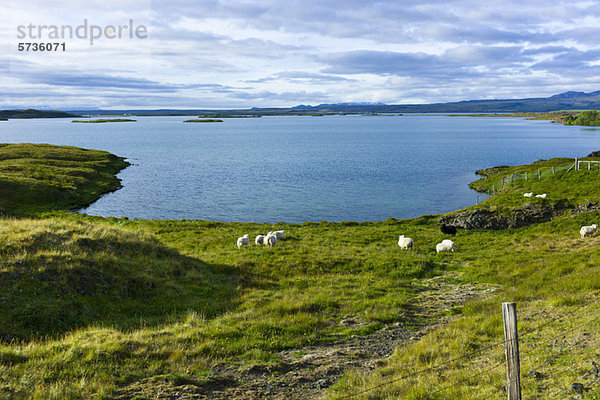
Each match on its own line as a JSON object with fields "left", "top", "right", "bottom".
{"left": 0, "top": 144, "right": 599, "bottom": 399}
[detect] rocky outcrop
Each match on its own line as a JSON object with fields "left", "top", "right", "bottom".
{"left": 569, "top": 201, "right": 600, "bottom": 216}
{"left": 438, "top": 202, "right": 572, "bottom": 230}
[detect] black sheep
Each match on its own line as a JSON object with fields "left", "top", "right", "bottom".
{"left": 440, "top": 224, "right": 457, "bottom": 236}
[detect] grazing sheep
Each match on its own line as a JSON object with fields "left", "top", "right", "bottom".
{"left": 440, "top": 224, "right": 457, "bottom": 236}
{"left": 265, "top": 233, "right": 278, "bottom": 247}
{"left": 436, "top": 239, "right": 456, "bottom": 253}
{"left": 524, "top": 192, "right": 534, "bottom": 197}
{"left": 255, "top": 235, "right": 265, "bottom": 245}
{"left": 535, "top": 193, "right": 547, "bottom": 198}
{"left": 397, "top": 235, "right": 414, "bottom": 250}
{"left": 237, "top": 234, "right": 250, "bottom": 248}
{"left": 274, "top": 230, "right": 285, "bottom": 240}
{"left": 580, "top": 224, "right": 598, "bottom": 238}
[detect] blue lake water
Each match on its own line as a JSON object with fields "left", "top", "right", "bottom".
{"left": 1, "top": 115, "right": 598, "bottom": 222}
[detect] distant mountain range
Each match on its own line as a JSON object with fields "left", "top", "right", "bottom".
{"left": 274, "top": 90, "right": 600, "bottom": 114}
{"left": 90, "top": 91, "right": 600, "bottom": 116}
{"left": 4, "top": 91, "right": 600, "bottom": 118}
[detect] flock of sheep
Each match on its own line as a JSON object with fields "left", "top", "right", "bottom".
{"left": 237, "top": 230, "right": 285, "bottom": 248}
{"left": 524, "top": 192, "right": 547, "bottom": 198}
{"left": 236, "top": 222, "right": 598, "bottom": 251}
{"left": 398, "top": 222, "right": 599, "bottom": 253}
{"left": 398, "top": 225, "right": 457, "bottom": 253}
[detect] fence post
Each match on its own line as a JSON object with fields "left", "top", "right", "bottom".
{"left": 503, "top": 302, "right": 522, "bottom": 400}
{"left": 538, "top": 169, "right": 541, "bottom": 179}
{"left": 525, "top": 172, "right": 528, "bottom": 181}
{"left": 588, "top": 161, "right": 591, "bottom": 171}
{"left": 552, "top": 166, "right": 555, "bottom": 175}
{"left": 575, "top": 157, "right": 579, "bottom": 171}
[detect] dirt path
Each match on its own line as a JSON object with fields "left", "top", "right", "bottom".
{"left": 111, "top": 275, "right": 498, "bottom": 400}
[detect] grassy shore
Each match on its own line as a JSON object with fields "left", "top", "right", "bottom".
{"left": 0, "top": 145, "right": 599, "bottom": 399}
{"left": 0, "top": 143, "right": 128, "bottom": 216}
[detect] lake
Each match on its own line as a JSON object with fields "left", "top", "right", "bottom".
{"left": 1, "top": 115, "right": 598, "bottom": 222}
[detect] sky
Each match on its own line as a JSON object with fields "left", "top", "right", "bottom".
{"left": 3, "top": 0, "right": 600, "bottom": 109}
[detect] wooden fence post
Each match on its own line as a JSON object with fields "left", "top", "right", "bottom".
{"left": 552, "top": 166, "right": 555, "bottom": 175}
{"left": 575, "top": 157, "right": 579, "bottom": 171}
{"left": 538, "top": 169, "right": 541, "bottom": 179}
{"left": 503, "top": 302, "right": 522, "bottom": 400}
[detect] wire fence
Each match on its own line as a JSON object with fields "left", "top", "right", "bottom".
{"left": 487, "top": 159, "right": 600, "bottom": 196}
{"left": 336, "top": 296, "right": 600, "bottom": 400}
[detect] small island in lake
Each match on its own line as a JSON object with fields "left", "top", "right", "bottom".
{"left": 72, "top": 119, "right": 137, "bottom": 123}
{"left": 183, "top": 119, "right": 223, "bottom": 123}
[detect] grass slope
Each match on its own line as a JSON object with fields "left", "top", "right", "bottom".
{"left": 0, "top": 145, "right": 599, "bottom": 399}
{"left": 328, "top": 158, "right": 600, "bottom": 399}
{"left": 463, "top": 156, "right": 600, "bottom": 213}
{"left": 0, "top": 143, "right": 129, "bottom": 216}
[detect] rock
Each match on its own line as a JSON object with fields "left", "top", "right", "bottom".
{"left": 528, "top": 370, "right": 544, "bottom": 380}
{"left": 572, "top": 382, "right": 584, "bottom": 393}
{"left": 439, "top": 202, "right": 570, "bottom": 230}
{"left": 315, "top": 378, "right": 329, "bottom": 389}
{"left": 570, "top": 202, "right": 600, "bottom": 216}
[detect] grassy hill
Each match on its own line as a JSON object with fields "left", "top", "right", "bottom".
{"left": 0, "top": 144, "right": 599, "bottom": 399}
{"left": 0, "top": 109, "right": 81, "bottom": 119}
{"left": 0, "top": 143, "right": 129, "bottom": 216}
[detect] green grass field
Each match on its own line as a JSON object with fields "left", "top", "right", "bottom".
{"left": 0, "top": 144, "right": 599, "bottom": 399}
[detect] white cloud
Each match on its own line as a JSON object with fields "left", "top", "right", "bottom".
{"left": 1, "top": 0, "right": 600, "bottom": 108}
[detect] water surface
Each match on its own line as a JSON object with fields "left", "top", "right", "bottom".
{"left": 0, "top": 115, "right": 597, "bottom": 222}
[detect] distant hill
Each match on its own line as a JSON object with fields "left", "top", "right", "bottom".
{"left": 62, "top": 91, "right": 600, "bottom": 117}
{"left": 0, "top": 109, "right": 81, "bottom": 119}
{"left": 283, "top": 90, "right": 600, "bottom": 114}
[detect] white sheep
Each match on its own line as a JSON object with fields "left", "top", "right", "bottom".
{"left": 524, "top": 192, "right": 534, "bottom": 197}
{"left": 436, "top": 239, "right": 456, "bottom": 253}
{"left": 580, "top": 224, "right": 598, "bottom": 238}
{"left": 397, "top": 235, "right": 414, "bottom": 250}
{"left": 237, "top": 234, "right": 250, "bottom": 248}
{"left": 265, "top": 233, "right": 278, "bottom": 247}
{"left": 274, "top": 230, "right": 285, "bottom": 240}
{"left": 255, "top": 235, "right": 265, "bottom": 245}
{"left": 535, "top": 193, "right": 547, "bottom": 198}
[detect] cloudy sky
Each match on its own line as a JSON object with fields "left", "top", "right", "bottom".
{"left": 3, "top": 0, "right": 600, "bottom": 109}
